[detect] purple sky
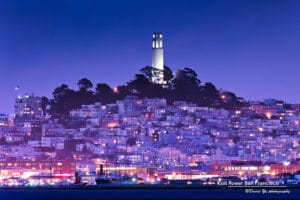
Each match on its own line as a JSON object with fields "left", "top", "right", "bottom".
{"left": 0, "top": 0, "right": 300, "bottom": 114}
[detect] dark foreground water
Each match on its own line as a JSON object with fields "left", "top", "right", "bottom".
{"left": 0, "top": 187, "right": 300, "bottom": 200}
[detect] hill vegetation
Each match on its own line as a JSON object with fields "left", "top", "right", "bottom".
{"left": 42, "top": 66, "right": 246, "bottom": 119}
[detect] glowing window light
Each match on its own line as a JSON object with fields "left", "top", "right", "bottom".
{"left": 107, "top": 122, "right": 119, "bottom": 128}
{"left": 283, "top": 161, "right": 290, "bottom": 167}
{"left": 265, "top": 112, "right": 272, "bottom": 119}
{"left": 235, "top": 110, "right": 241, "bottom": 115}
{"left": 113, "top": 87, "right": 119, "bottom": 93}
{"left": 249, "top": 166, "right": 258, "bottom": 170}
{"left": 293, "top": 140, "right": 298, "bottom": 147}
{"left": 156, "top": 42, "right": 159, "bottom": 48}
{"left": 264, "top": 165, "right": 271, "bottom": 171}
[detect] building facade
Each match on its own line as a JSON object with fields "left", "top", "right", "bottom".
{"left": 15, "top": 94, "right": 43, "bottom": 119}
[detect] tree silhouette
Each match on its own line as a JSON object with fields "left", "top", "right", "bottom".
{"left": 48, "top": 66, "right": 246, "bottom": 119}
{"left": 199, "top": 82, "right": 220, "bottom": 107}
{"left": 96, "top": 83, "right": 113, "bottom": 95}
{"left": 77, "top": 78, "right": 93, "bottom": 91}
{"left": 220, "top": 91, "right": 244, "bottom": 110}
{"left": 95, "top": 83, "right": 114, "bottom": 104}
{"left": 50, "top": 84, "right": 76, "bottom": 119}
{"left": 140, "top": 66, "right": 153, "bottom": 81}
{"left": 41, "top": 96, "right": 50, "bottom": 116}
{"left": 140, "top": 65, "right": 173, "bottom": 85}
{"left": 115, "top": 85, "right": 130, "bottom": 100}
{"left": 52, "top": 84, "right": 70, "bottom": 100}
{"left": 163, "top": 65, "right": 173, "bottom": 84}
{"left": 127, "top": 74, "right": 152, "bottom": 98}
{"left": 172, "top": 67, "right": 201, "bottom": 103}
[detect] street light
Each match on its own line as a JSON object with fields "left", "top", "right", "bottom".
{"left": 283, "top": 161, "right": 290, "bottom": 174}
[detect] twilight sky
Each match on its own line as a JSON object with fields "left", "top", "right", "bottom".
{"left": 0, "top": 0, "right": 300, "bottom": 114}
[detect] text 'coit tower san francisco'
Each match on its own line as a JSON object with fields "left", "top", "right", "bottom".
{"left": 152, "top": 32, "right": 165, "bottom": 84}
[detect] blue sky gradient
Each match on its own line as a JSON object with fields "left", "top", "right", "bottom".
{"left": 0, "top": 0, "right": 300, "bottom": 113}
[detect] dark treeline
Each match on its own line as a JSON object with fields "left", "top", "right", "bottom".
{"left": 43, "top": 66, "right": 246, "bottom": 119}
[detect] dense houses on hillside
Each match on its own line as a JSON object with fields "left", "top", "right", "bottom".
{"left": 0, "top": 94, "right": 300, "bottom": 184}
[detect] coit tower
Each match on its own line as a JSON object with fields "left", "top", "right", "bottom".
{"left": 152, "top": 32, "right": 164, "bottom": 84}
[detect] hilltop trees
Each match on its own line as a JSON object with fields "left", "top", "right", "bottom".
{"left": 172, "top": 67, "right": 201, "bottom": 103}
{"left": 50, "top": 79, "right": 95, "bottom": 119}
{"left": 127, "top": 74, "right": 151, "bottom": 97}
{"left": 220, "top": 91, "right": 245, "bottom": 110}
{"left": 48, "top": 66, "right": 245, "bottom": 119}
{"left": 77, "top": 78, "right": 93, "bottom": 91}
{"left": 198, "top": 82, "right": 221, "bottom": 107}
{"left": 95, "top": 83, "right": 114, "bottom": 104}
{"left": 114, "top": 85, "right": 130, "bottom": 100}
{"left": 77, "top": 78, "right": 95, "bottom": 106}
{"left": 139, "top": 65, "right": 173, "bottom": 85}
{"left": 50, "top": 84, "right": 75, "bottom": 119}
{"left": 140, "top": 66, "right": 153, "bottom": 81}
{"left": 163, "top": 65, "right": 173, "bottom": 84}
{"left": 41, "top": 96, "right": 50, "bottom": 116}
{"left": 127, "top": 66, "right": 168, "bottom": 99}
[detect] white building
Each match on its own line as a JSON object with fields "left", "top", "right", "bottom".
{"left": 0, "top": 113, "right": 8, "bottom": 126}
{"left": 15, "top": 94, "right": 43, "bottom": 119}
{"left": 41, "top": 135, "right": 65, "bottom": 150}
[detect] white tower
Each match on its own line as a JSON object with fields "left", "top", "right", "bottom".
{"left": 152, "top": 32, "right": 164, "bottom": 84}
